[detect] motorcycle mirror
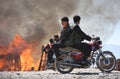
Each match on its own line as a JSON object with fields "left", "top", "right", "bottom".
{"left": 96, "top": 37, "right": 100, "bottom": 40}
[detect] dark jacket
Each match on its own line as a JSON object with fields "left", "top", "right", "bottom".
{"left": 72, "top": 25, "right": 92, "bottom": 45}
{"left": 59, "top": 25, "right": 73, "bottom": 46}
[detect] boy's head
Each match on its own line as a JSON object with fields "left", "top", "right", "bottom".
{"left": 61, "top": 17, "right": 69, "bottom": 28}
{"left": 73, "top": 15, "right": 81, "bottom": 24}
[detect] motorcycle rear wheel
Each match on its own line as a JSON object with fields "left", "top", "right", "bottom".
{"left": 56, "top": 61, "right": 74, "bottom": 74}
{"left": 96, "top": 51, "right": 116, "bottom": 72}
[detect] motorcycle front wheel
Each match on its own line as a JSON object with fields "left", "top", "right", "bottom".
{"left": 96, "top": 51, "right": 116, "bottom": 72}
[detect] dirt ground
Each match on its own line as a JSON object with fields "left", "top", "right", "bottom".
{"left": 0, "top": 68, "right": 120, "bottom": 79}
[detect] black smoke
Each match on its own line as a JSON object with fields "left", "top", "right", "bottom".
{"left": 0, "top": 0, "right": 78, "bottom": 44}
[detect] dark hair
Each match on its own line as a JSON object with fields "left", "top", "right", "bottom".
{"left": 73, "top": 15, "right": 81, "bottom": 23}
{"left": 49, "top": 39, "right": 54, "bottom": 43}
{"left": 61, "top": 17, "right": 69, "bottom": 22}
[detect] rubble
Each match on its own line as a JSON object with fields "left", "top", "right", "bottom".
{"left": 116, "top": 59, "right": 120, "bottom": 71}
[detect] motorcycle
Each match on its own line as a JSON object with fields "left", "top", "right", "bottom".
{"left": 56, "top": 36, "right": 116, "bottom": 74}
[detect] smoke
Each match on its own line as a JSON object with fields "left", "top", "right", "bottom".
{"left": 0, "top": 0, "right": 79, "bottom": 70}
{"left": 106, "top": 21, "right": 120, "bottom": 45}
{"left": 103, "top": 21, "right": 120, "bottom": 59}
{"left": 0, "top": 0, "right": 78, "bottom": 44}
{"left": 71, "top": 0, "right": 120, "bottom": 59}
{"left": 0, "top": 0, "right": 120, "bottom": 69}
{"left": 1, "top": 0, "right": 119, "bottom": 45}
{"left": 71, "top": 0, "right": 120, "bottom": 42}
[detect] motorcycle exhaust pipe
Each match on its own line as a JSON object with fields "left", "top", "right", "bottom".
{"left": 62, "top": 63, "right": 82, "bottom": 67}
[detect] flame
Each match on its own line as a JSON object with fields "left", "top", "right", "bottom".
{"left": 0, "top": 34, "right": 41, "bottom": 71}
{"left": 20, "top": 45, "right": 38, "bottom": 71}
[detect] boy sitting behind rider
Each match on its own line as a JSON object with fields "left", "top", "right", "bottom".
{"left": 72, "top": 15, "right": 92, "bottom": 61}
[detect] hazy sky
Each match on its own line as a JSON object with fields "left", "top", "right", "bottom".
{"left": 106, "top": 21, "right": 120, "bottom": 45}
{"left": 104, "top": 21, "right": 120, "bottom": 59}
{"left": 72, "top": 0, "right": 120, "bottom": 46}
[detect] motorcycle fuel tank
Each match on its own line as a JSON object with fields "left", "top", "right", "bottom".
{"left": 70, "top": 51, "right": 83, "bottom": 60}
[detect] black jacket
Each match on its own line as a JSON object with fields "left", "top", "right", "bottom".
{"left": 73, "top": 25, "right": 92, "bottom": 42}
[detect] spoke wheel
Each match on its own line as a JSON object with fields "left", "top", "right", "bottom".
{"left": 96, "top": 51, "right": 116, "bottom": 72}
{"left": 56, "top": 55, "right": 74, "bottom": 74}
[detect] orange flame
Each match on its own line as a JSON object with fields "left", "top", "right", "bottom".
{"left": 0, "top": 34, "right": 40, "bottom": 71}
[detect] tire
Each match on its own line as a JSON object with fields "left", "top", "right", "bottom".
{"left": 96, "top": 51, "right": 116, "bottom": 73}
{"left": 56, "top": 61, "right": 74, "bottom": 74}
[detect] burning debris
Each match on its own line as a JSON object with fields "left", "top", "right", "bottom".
{"left": 0, "top": 34, "right": 41, "bottom": 71}
{"left": 0, "top": 0, "right": 78, "bottom": 71}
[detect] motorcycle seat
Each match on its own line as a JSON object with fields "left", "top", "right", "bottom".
{"left": 59, "top": 47, "right": 80, "bottom": 52}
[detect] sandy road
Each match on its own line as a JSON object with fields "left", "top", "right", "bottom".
{"left": 0, "top": 68, "right": 120, "bottom": 79}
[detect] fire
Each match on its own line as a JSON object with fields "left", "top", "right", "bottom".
{"left": 20, "top": 45, "right": 38, "bottom": 71}
{"left": 0, "top": 34, "right": 40, "bottom": 71}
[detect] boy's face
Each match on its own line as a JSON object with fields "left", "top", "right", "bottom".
{"left": 61, "top": 21, "right": 68, "bottom": 28}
